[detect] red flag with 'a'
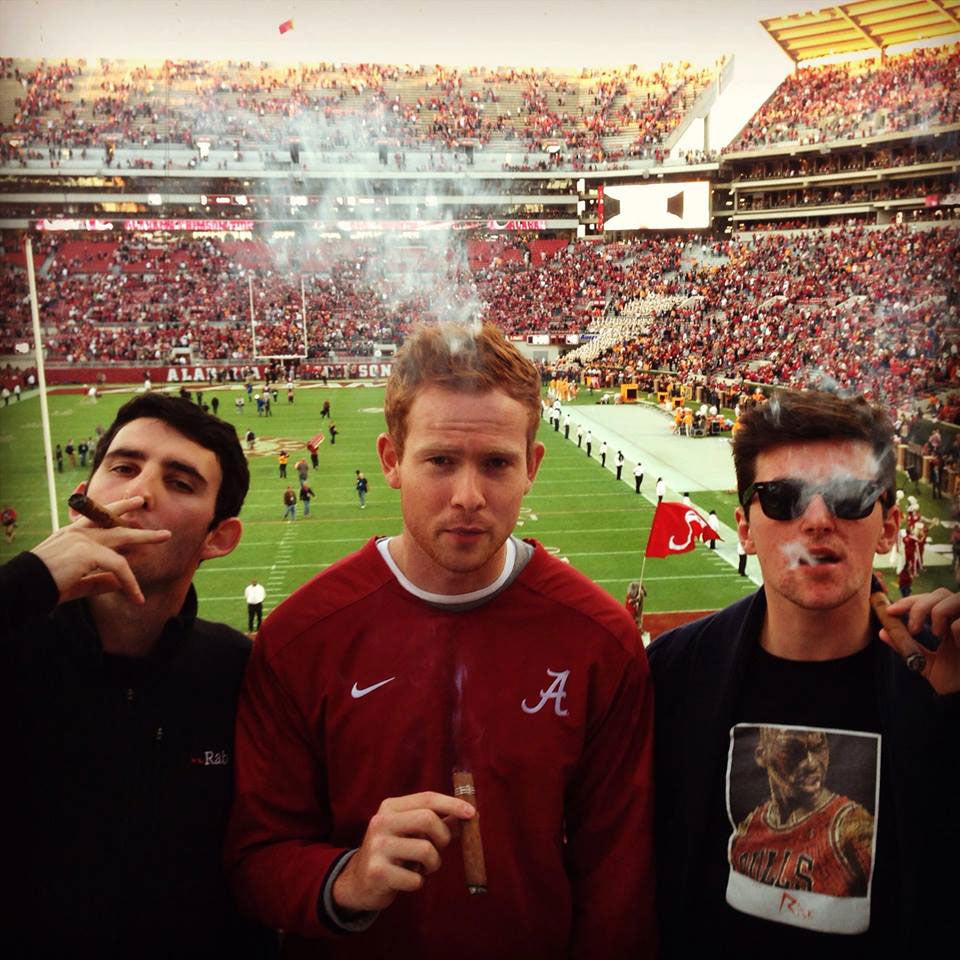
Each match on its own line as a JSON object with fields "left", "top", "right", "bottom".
{"left": 644, "top": 501, "right": 713, "bottom": 558}
{"left": 278, "top": 18, "right": 294, "bottom": 34}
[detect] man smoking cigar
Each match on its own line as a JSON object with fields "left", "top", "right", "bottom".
{"left": 0, "top": 395, "right": 276, "bottom": 958}
{"left": 648, "top": 389, "right": 960, "bottom": 957}
{"left": 227, "top": 323, "right": 655, "bottom": 958}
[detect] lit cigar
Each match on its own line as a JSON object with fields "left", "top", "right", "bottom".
{"left": 452, "top": 770, "right": 487, "bottom": 895}
{"left": 869, "top": 586, "right": 932, "bottom": 674}
{"left": 68, "top": 492, "right": 132, "bottom": 529}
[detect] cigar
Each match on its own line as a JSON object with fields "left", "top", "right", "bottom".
{"left": 68, "top": 492, "right": 131, "bottom": 529}
{"left": 869, "top": 586, "right": 933, "bottom": 674}
{"left": 452, "top": 770, "right": 487, "bottom": 895}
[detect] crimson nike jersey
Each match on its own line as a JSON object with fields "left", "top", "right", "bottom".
{"left": 227, "top": 538, "right": 655, "bottom": 959}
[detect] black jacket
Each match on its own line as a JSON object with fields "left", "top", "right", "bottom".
{"left": 1, "top": 551, "right": 276, "bottom": 959}
{"left": 647, "top": 589, "right": 959, "bottom": 957}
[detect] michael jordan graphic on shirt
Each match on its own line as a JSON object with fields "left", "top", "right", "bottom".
{"left": 725, "top": 723, "right": 879, "bottom": 934}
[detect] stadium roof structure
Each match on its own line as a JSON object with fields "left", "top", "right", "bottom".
{"left": 761, "top": 0, "right": 960, "bottom": 63}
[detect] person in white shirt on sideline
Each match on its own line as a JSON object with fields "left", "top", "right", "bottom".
{"left": 245, "top": 579, "right": 266, "bottom": 633}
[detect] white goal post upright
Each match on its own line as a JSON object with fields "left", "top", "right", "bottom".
{"left": 24, "top": 235, "right": 61, "bottom": 532}
{"left": 300, "top": 276, "right": 308, "bottom": 357}
{"left": 248, "top": 274, "right": 259, "bottom": 357}
{"left": 246, "top": 273, "right": 309, "bottom": 365}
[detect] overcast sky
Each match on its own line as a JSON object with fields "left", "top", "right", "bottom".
{"left": 0, "top": 0, "right": 849, "bottom": 145}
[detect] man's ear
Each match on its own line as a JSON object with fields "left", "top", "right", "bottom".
{"left": 735, "top": 506, "right": 757, "bottom": 555}
{"left": 201, "top": 517, "right": 243, "bottom": 561}
{"left": 875, "top": 505, "right": 901, "bottom": 555}
{"left": 377, "top": 433, "right": 402, "bottom": 490}
{"left": 525, "top": 441, "right": 546, "bottom": 492}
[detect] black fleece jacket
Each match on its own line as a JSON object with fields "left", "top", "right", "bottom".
{"left": 1, "top": 551, "right": 276, "bottom": 959}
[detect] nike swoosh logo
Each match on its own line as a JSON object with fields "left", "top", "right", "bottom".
{"left": 351, "top": 677, "right": 396, "bottom": 699}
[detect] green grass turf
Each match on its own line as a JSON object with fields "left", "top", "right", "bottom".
{"left": 0, "top": 384, "right": 954, "bottom": 635}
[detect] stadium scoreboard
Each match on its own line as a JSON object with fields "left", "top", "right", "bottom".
{"left": 581, "top": 181, "right": 712, "bottom": 234}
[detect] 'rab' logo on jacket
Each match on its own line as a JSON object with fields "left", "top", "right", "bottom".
{"left": 191, "top": 749, "right": 230, "bottom": 767}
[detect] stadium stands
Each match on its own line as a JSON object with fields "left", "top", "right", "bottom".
{"left": 1, "top": 31, "right": 957, "bottom": 446}
{"left": 727, "top": 42, "right": 959, "bottom": 153}
{"left": 2, "top": 223, "right": 956, "bottom": 421}
{"left": 0, "top": 56, "right": 721, "bottom": 173}
{"left": 3, "top": 45, "right": 955, "bottom": 173}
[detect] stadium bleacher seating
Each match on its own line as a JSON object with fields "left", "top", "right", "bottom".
{"left": 1, "top": 224, "right": 956, "bottom": 420}
{"left": 0, "top": 56, "right": 721, "bottom": 173}
{"left": 727, "top": 42, "right": 959, "bottom": 153}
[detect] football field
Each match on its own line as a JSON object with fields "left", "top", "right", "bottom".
{"left": 0, "top": 383, "right": 954, "bottom": 637}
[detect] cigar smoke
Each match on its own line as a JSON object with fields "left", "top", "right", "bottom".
{"left": 806, "top": 369, "right": 850, "bottom": 396}
{"left": 765, "top": 392, "right": 781, "bottom": 425}
{"left": 452, "top": 660, "right": 466, "bottom": 744}
{"left": 781, "top": 540, "right": 822, "bottom": 570}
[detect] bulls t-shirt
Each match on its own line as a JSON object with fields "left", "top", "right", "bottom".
{"left": 703, "top": 641, "right": 901, "bottom": 958}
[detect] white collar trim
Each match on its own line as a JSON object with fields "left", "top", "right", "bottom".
{"left": 376, "top": 536, "right": 516, "bottom": 605}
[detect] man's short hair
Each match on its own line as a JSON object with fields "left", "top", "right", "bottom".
{"left": 384, "top": 321, "right": 542, "bottom": 457}
{"left": 89, "top": 394, "right": 249, "bottom": 527}
{"left": 732, "top": 389, "right": 896, "bottom": 514}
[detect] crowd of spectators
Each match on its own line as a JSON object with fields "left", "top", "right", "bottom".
{"left": 6, "top": 47, "right": 951, "bottom": 176}
{"left": 3, "top": 43, "right": 955, "bottom": 174}
{"left": 733, "top": 141, "right": 958, "bottom": 181}
{"left": 0, "top": 56, "right": 718, "bottom": 168}
{"left": 1, "top": 223, "right": 956, "bottom": 421}
{"left": 736, "top": 175, "right": 960, "bottom": 211}
{"left": 567, "top": 225, "right": 959, "bottom": 416}
{"left": 728, "top": 41, "right": 960, "bottom": 152}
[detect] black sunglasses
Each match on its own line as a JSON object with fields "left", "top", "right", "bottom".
{"left": 740, "top": 478, "right": 887, "bottom": 522}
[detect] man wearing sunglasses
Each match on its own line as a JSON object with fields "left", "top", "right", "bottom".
{"left": 648, "top": 389, "right": 959, "bottom": 958}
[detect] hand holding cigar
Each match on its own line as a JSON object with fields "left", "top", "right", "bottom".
{"left": 26, "top": 494, "right": 171, "bottom": 606}
{"left": 870, "top": 587, "right": 932, "bottom": 674}
{"left": 331, "top": 791, "right": 476, "bottom": 913}
{"left": 880, "top": 587, "right": 960, "bottom": 696}
{"left": 870, "top": 575, "right": 947, "bottom": 684}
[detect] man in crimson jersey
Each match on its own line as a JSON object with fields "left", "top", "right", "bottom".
{"left": 227, "top": 322, "right": 655, "bottom": 959}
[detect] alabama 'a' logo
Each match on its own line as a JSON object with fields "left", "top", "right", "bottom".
{"left": 668, "top": 510, "right": 709, "bottom": 551}
{"left": 521, "top": 668, "right": 571, "bottom": 716}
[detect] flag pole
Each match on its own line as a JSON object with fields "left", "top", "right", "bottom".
{"left": 637, "top": 528, "right": 652, "bottom": 641}
{"left": 639, "top": 500, "right": 660, "bottom": 590}
{"left": 638, "top": 499, "right": 659, "bottom": 598}
{"left": 25, "top": 235, "right": 61, "bottom": 532}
